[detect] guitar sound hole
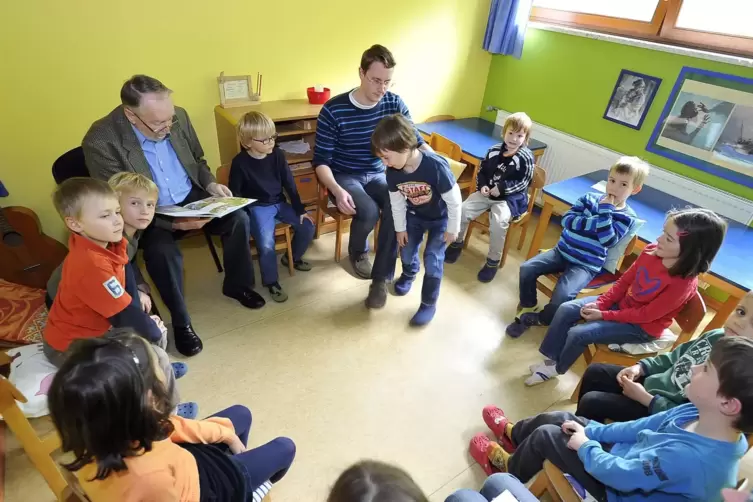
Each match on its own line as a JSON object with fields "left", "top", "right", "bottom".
{"left": 2, "top": 231, "right": 23, "bottom": 247}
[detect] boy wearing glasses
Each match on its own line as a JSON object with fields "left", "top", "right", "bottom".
{"left": 229, "top": 111, "right": 315, "bottom": 303}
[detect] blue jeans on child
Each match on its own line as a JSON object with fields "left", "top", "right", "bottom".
{"left": 245, "top": 203, "right": 315, "bottom": 286}
{"left": 401, "top": 214, "right": 447, "bottom": 306}
{"left": 539, "top": 296, "right": 654, "bottom": 374}
{"left": 208, "top": 405, "right": 296, "bottom": 494}
{"left": 445, "top": 473, "right": 538, "bottom": 502}
{"left": 519, "top": 249, "right": 597, "bottom": 324}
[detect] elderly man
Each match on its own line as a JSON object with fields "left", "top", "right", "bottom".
{"left": 314, "top": 45, "right": 432, "bottom": 307}
{"left": 84, "top": 75, "right": 264, "bottom": 357}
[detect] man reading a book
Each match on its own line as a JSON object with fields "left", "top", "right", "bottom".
{"left": 84, "top": 74, "right": 263, "bottom": 357}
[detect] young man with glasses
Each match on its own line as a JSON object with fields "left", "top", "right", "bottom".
{"left": 229, "top": 111, "right": 315, "bottom": 303}
{"left": 83, "top": 75, "right": 263, "bottom": 357}
{"left": 313, "top": 45, "right": 432, "bottom": 308}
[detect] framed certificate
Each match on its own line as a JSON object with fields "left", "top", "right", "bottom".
{"left": 217, "top": 73, "right": 260, "bottom": 108}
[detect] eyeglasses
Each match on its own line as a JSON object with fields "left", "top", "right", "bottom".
{"left": 364, "top": 75, "right": 394, "bottom": 89}
{"left": 251, "top": 134, "right": 278, "bottom": 145}
{"left": 130, "top": 110, "right": 177, "bottom": 135}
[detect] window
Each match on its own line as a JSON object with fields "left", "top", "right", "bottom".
{"left": 531, "top": 0, "right": 753, "bottom": 57}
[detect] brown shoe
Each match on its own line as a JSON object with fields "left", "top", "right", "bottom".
{"left": 365, "top": 280, "right": 387, "bottom": 309}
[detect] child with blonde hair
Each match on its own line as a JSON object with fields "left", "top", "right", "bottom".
{"left": 445, "top": 112, "right": 536, "bottom": 282}
{"left": 230, "top": 111, "right": 315, "bottom": 303}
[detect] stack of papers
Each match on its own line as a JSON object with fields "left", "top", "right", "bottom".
{"left": 279, "top": 139, "right": 311, "bottom": 155}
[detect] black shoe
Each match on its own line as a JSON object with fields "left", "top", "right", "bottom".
{"left": 223, "top": 286, "right": 266, "bottom": 309}
{"left": 365, "top": 280, "right": 388, "bottom": 309}
{"left": 173, "top": 324, "right": 203, "bottom": 357}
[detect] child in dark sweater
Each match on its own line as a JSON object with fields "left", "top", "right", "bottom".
{"left": 229, "top": 111, "right": 315, "bottom": 303}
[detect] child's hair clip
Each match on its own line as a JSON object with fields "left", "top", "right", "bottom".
{"left": 676, "top": 230, "right": 689, "bottom": 237}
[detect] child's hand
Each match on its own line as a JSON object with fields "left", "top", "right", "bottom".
{"left": 600, "top": 194, "right": 616, "bottom": 206}
{"left": 227, "top": 435, "right": 247, "bottom": 454}
{"left": 617, "top": 364, "right": 643, "bottom": 383}
{"left": 489, "top": 185, "right": 501, "bottom": 197}
{"left": 562, "top": 420, "right": 584, "bottom": 436}
{"left": 580, "top": 308, "right": 603, "bottom": 321}
{"left": 397, "top": 231, "right": 408, "bottom": 248}
{"left": 300, "top": 213, "right": 315, "bottom": 225}
{"left": 173, "top": 218, "right": 211, "bottom": 231}
{"left": 581, "top": 302, "right": 598, "bottom": 311}
{"left": 620, "top": 376, "right": 653, "bottom": 406}
{"left": 480, "top": 186, "right": 491, "bottom": 197}
{"left": 443, "top": 232, "right": 458, "bottom": 245}
{"left": 567, "top": 430, "right": 589, "bottom": 451}
{"left": 138, "top": 291, "right": 152, "bottom": 313}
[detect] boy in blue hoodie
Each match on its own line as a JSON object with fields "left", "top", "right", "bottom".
{"left": 470, "top": 336, "right": 753, "bottom": 502}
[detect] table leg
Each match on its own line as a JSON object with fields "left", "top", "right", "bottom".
{"left": 527, "top": 201, "right": 554, "bottom": 260}
{"left": 705, "top": 294, "right": 739, "bottom": 331}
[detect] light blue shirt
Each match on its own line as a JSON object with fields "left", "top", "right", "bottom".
{"left": 131, "top": 125, "right": 192, "bottom": 206}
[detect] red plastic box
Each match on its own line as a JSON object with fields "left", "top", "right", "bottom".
{"left": 307, "top": 87, "right": 331, "bottom": 105}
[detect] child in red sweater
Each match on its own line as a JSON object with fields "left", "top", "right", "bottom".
{"left": 525, "top": 207, "right": 727, "bottom": 386}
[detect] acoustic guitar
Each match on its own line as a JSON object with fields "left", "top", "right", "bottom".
{"left": 0, "top": 206, "right": 68, "bottom": 290}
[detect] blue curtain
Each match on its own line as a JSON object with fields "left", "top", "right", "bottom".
{"left": 483, "top": 0, "right": 534, "bottom": 58}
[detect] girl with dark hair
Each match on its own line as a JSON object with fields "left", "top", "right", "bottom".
{"left": 48, "top": 335, "right": 295, "bottom": 502}
{"left": 328, "top": 460, "right": 429, "bottom": 502}
{"left": 524, "top": 207, "right": 727, "bottom": 386}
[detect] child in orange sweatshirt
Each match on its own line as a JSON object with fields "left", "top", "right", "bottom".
{"left": 48, "top": 335, "right": 295, "bottom": 502}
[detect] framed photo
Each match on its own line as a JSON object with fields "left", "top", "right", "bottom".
{"left": 217, "top": 72, "right": 260, "bottom": 108}
{"left": 647, "top": 67, "right": 753, "bottom": 188}
{"left": 603, "top": 69, "right": 661, "bottom": 130}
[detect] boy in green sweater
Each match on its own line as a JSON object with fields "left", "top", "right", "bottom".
{"left": 576, "top": 291, "right": 753, "bottom": 423}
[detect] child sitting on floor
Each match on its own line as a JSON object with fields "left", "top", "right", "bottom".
{"left": 525, "top": 207, "right": 727, "bottom": 386}
{"left": 506, "top": 156, "right": 649, "bottom": 338}
{"left": 328, "top": 460, "right": 428, "bottom": 502}
{"left": 445, "top": 112, "right": 536, "bottom": 283}
{"left": 576, "top": 290, "right": 753, "bottom": 423}
{"left": 49, "top": 335, "right": 296, "bottom": 502}
{"left": 373, "top": 114, "right": 462, "bottom": 326}
{"left": 229, "top": 110, "right": 315, "bottom": 303}
{"left": 471, "top": 336, "right": 753, "bottom": 502}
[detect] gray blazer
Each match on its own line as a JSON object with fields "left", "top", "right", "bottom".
{"left": 83, "top": 105, "right": 216, "bottom": 229}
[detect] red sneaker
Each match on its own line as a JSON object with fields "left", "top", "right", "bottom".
{"left": 469, "top": 433, "right": 500, "bottom": 476}
{"left": 482, "top": 405, "right": 517, "bottom": 453}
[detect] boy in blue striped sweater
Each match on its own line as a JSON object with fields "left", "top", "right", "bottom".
{"left": 506, "top": 157, "right": 648, "bottom": 338}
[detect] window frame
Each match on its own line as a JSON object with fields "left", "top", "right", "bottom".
{"left": 530, "top": 0, "right": 753, "bottom": 58}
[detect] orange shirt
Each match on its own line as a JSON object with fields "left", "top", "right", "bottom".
{"left": 43, "top": 233, "right": 132, "bottom": 351}
{"left": 77, "top": 416, "right": 236, "bottom": 502}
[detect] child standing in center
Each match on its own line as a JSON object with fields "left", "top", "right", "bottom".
{"left": 372, "top": 114, "right": 462, "bottom": 326}
{"left": 230, "top": 111, "right": 316, "bottom": 303}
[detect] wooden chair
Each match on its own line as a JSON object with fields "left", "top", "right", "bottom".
{"left": 0, "top": 356, "right": 80, "bottom": 501}
{"left": 424, "top": 114, "right": 456, "bottom": 123}
{"left": 429, "top": 133, "right": 463, "bottom": 162}
{"left": 314, "top": 184, "right": 380, "bottom": 263}
{"left": 570, "top": 290, "right": 706, "bottom": 401}
{"left": 216, "top": 166, "right": 294, "bottom": 276}
{"left": 463, "top": 165, "right": 546, "bottom": 268}
{"left": 531, "top": 460, "right": 749, "bottom": 501}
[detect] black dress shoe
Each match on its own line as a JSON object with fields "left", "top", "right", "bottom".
{"left": 223, "top": 287, "right": 266, "bottom": 309}
{"left": 173, "top": 324, "right": 203, "bottom": 357}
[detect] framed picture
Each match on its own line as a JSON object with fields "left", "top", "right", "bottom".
{"left": 603, "top": 69, "right": 661, "bottom": 130}
{"left": 217, "top": 72, "right": 261, "bottom": 108}
{"left": 647, "top": 67, "right": 753, "bottom": 188}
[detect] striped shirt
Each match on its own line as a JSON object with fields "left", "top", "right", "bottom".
{"left": 556, "top": 192, "right": 637, "bottom": 273}
{"left": 313, "top": 90, "right": 424, "bottom": 175}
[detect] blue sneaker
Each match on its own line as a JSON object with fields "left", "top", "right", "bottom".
{"left": 505, "top": 312, "right": 542, "bottom": 338}
{"left": 410, "top": 303, "right": 437, "bottom": 326}
{"left": 444, "top": 243, "right": 463, "bottom": 264}
{"left": 394, "top": 274, "right": 415, "bottom": 296}
{"left": 477, "top": 259, "right": 501, "bottom": 283}
{"left": 176, "top": 402, "right": 199, "bottom": 419}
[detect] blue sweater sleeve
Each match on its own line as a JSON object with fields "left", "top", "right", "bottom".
{"left": 108, "top": 304, "right": 162, "bottom": 343}
{"left": 585, "top": 410, "right": 668, "bottom": 444}
{"left": 313, "top": 106, "right": 338, "bottom": 167}
{"left": 578, "top": 440, "right": 692, "bottom": 493}
{"left": 561, "top": 194, "right": 625, "bottom": 246}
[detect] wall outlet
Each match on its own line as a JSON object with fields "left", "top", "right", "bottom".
{"left": 485, "top": 105, "right": 499, "bottom": 112}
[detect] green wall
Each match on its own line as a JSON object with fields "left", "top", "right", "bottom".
{"left": 480, "top": 28, "right": 753, "bottom": 201}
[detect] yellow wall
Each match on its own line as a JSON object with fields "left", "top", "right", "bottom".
{"left": 0, "top": 0, "right": 492, "bottom": 240}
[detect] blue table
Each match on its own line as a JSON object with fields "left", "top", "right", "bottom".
{"left": 417, "top": 117, "right": 547, "bottom": 161}
{"left": 529, "top": 169, "right": 753, "bottom": 330}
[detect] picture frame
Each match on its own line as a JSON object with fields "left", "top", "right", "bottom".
{"left": 217, "top": 72, "right": 261, "bottom": 108}
{"left": 603, "top": 69, "right": 661, "bottom": 130}
{"left": 646, "top": 66, "right": 753, "bottom": 188}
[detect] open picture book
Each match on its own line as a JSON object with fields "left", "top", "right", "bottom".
{"left": 156, "top": 196, "right": 255, "bottom": 219}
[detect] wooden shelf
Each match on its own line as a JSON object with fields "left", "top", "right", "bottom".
{"left": 286, "top": 152, "right": 314, "bottom": 164}
{"left": 277, "top": 124, "right": 317, "bottom": 137}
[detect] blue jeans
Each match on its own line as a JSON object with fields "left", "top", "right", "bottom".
{"left": 245, "top": 203, "right": 315, "bottom": 286}
{"left": 445, "top": 473, "right": 538, "bottom": 502}
{"left": 334, "top": 171, "right": 388, "bottom": 256}
{"left": 539, "top": 296, "right": 654, "bottom": 374}
{"left": 519, "top": 249, "right": 597, "bottom": 324}
{"left": 401, "top": 214, "right": 447, "bottom": 306}
{"left": 208, "top": 405, "right": 296, "bottom": 496}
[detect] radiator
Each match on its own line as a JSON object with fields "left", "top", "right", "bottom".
{"left": 495, "top": 110, "right": 753, "bottom": 225}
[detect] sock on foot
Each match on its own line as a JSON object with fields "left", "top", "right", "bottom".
{"left": 504, "top": 422, "right": 514, "bottom": 441}
{"left": 524, "top": 361, "right": 560, "bottom": 386}
{"left": 487, "top": 442, "right": 509, "bottom": 472}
